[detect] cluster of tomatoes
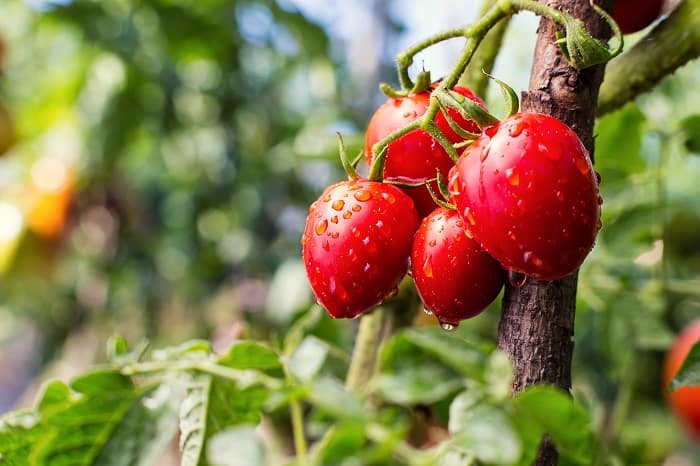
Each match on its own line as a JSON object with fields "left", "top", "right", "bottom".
{"left": 302, "top": 83, "right": 601, "bottom": 329}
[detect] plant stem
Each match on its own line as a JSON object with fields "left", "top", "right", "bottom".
{"left": 289, "top": 395, "right": 308, "bottom": 464}
{"left": 345, "top": 307, "right": 388, "bottom": 392}
{"left": 460, "top": 0, "right": 512, "bottom": 96}
{"left": 598, "top": 0, "right": 700, "bottom": 116}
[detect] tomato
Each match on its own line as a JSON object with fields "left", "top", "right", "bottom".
{"left": 302, "top": 178, "right": 419, "bottom": 318}
{"left": 448, "top": 112, "right": 601, "bottom": 281}
{"left": 612, "top": 0, "right": 663, "bottom": 34}
{"left": 664, "top": 320, "right": 700, "bottom": 441}
{"left": 364, "top": 85, "right": 485, "bottom": 217}
{"left": 411, "top": 207, "right": 504, "bottom": 327}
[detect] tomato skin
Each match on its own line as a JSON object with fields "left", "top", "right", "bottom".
{"left": 411, "top": 207, "right": 504, "bottom": 324}
{"left": 448, "top": 113, "right": 601, "bottom": 281}
{"left": 664, "top": 320, "right": 700, "bottom": 441}
{"left": 612, "top": 0, "right": 663, "bottom": 34}
{"left": 365, "top": 86, "right": 485, "bottom": 217}
{"left": 302, "top": 179, "right": 419, "bottom": 318}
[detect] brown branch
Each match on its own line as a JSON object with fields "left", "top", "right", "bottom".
{"left": 496, "top": 1, "right": 612, "bottom": 465}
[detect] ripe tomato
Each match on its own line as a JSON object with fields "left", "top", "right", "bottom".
{"left": 364, "top": 85, "right": 485, "bottom": 217}
{"left": 448, "top": 112, "right": 601, "bottom": 281}
{"left": 664, "top": 320, "right": 700, "bottom": 441}
{"left": 411, "top": 207, "right": 504, "bottom": 327}
{"left": 302, "top": 178, "right": 419, "bottom": 318}
{"left": 612, "top": 0, "right": 663, "bottom": 34}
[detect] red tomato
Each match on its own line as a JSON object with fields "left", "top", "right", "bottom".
{"left": 664, "top": 320, "right": 700, "bottom": 441}
{"left": 612, "top": 0, "right": 663, "bottom": 34}
{"left": 302, "top": 179, "right": 419, "bottom": 318}
{"left": 364, "top": 86, "right": 485, "bottom": 217}
{"left": 411, "top": 207, "right": 504, "bottom": 327}
{"left": 448, "top": 113, "right": 601, "bottom": 281}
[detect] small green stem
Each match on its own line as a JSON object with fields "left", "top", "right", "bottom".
{"left": 289, "top": 395, "right": 308, "bottom": 464}
{"left": 345, "top": 308, "right": 388, "bottom": 392}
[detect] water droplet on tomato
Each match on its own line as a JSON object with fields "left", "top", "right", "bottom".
{"left": 508, "top": 230, "right": 517, "bottom": 241}
{"left": 423, "top": 255, "right": 433, "bottom": 278}
{"left": 376, "top": 220, "right": 384, "bottom": 229}
{"left": 332, "top": 199, "right": 345, "bottom": 211}
{"left": 351, "top": 226, "right": 360, "bottom": 237}
{"left": 343, "top": 210, "right": 352, "bottom": 219}
{"left": 595, "top": 171, "right": 602, "bottom": 184}
{"left": 440, "top": 321, "right": 458, "bottom": 332}
{"left": 322, "top": 193, "right": 332, "bottom": 202}
{"left": 480, "top": 143, "right": 491, "bottom": 162}
{"left": 322, "top": 239, "right": 330, "bottom": 251}
{"left": 362, "top": 236, "right": 370, "bottom": 246}
{"left": 330, "top": 215, "right": 338, "bottom": 224}
{"left": 315, "top": 219, "right": 328, "bottom": 235}
{"left": 331, "top": 232, "right": 339, "bottom": 239}
{"left": 465, "top": 229, "right": 473, "bottom": 239}
{"left": 354, "top": 190, "right": 372, "bottom": 202}
{"left": 352, "top": 204, "right": 362, "bottom": 212}
{"left": 428, "top": 239, "right": 437, "bottom": 247}
{"left": 381, "top": 192, "right": 396, "bottom": 204}
{"left": 329, "top": 276, "right": 336, "bottom": 293}
{"left": 556, "top": 190, "right": 565, "bottom": 201}
{"left": 508, "top": 122, "right": 524, "bottom": 137}
{"left": 575, "top": 157, "right": 590, "bottom": 175}
{"left": 505, "top": 168, "right": 519, "bottom": 186}
{"left": 596, "top": 219, "right": 602, "bottom": 231}
{"left": 363, "top": 263, "right": 371, "bottom": 272}
{"left": 464, "top": 207, "right": 476, "bottom": 226}
{"left": 597, "top": 195, "right": 603, "bottom": 205}
{"left": 508, "top": 269, "right": 527, "bottom": 288}
{"left": 348, "top": 248, "right": 357, "bottom": 261}
{"left": 423, "top": 308, "right": 433, "bottom": 316}
{"left": 523, "top": 251, "right": 543, "bottom": 268}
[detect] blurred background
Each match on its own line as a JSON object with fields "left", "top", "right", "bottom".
{"left": 0, "top": 0, "right": 699, "bottom": 463}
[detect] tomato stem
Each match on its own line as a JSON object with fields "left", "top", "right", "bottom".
{"left": 345, "top": 307, "right": 388, "bottom": 392}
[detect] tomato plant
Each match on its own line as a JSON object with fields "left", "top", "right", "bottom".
{"left": 449, "top": 112, "right": 601, "bottom": 281}
{"left": 302, "top": 178, "right": 419, "bottom": 318}
{"left": 611, "top": 0, "right": 663, "bottom": 34}
{"left": 665, "top": 320, "right": 700, "bottom": 441}
{"left": 411, "top": 207, "right": 504, "bottom": 328}
{"left": 364, "top": 85, "right": 485, "bottom": 217}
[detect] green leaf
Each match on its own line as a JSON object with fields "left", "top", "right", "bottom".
{"left": 36, "top": 381, "right": 73, "bottom": 414}
{"left": 218, "top": 341, "right": 281, "bottom": 374}
{"left": 288, "top": 336, "right": 329, "bottom": 382}
{"left": 206, "top": 425, "right": 264, "bottom": 466}
{"left": 312, "top": 423, "right": 366, "bottom": 466}
{"left": 0, "top": 410, "right": 45, "bottom": 465}
{"left": 670, "top": 341, "right": 700, "bottom": 390}
{"left": 514, "top": 387, "right": 594, "bottom": 465}
{"left": 307, "top": 376, "right": 368, "bottom": 421}
{"left": 594, "top": 104, "right": 647, "bottom": 181}
{"left": 179, "top": 371, "right": 269, "bottom": 466}
{"left": 374, "top": 366, "right": 463, "bottom": 405}
{"left": 679, "top": 114, "right": 700, "bottom": 154}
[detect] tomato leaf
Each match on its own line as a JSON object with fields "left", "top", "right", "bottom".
{"left": 679, "top": 114, "right": 700, "bottom": 155}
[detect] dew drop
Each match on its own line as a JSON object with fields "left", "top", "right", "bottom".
{"left": 329, "top": 276, "right": 336, "bottom": 294}
{"left": 375, "top": 220, "right": 384, "bottom": 229}
{"left": 348, "top": 248, "right": 357, "bottom": 261}
{"left": 464, "top": 208, "right": 476, "bottom": 226}
{"left": 556, "top": 190, "right": 565, "bottom": 202}
{"left": 423, "top": 308, "right": 433, "bottom": 316}
{"left": 330, "top": 215, "right": 339, "bottom": 224}
{"left": 362, "top": 236, "right": 371, "bottom": 246}
{"left": 465, "top": 229, "right": 474, "bottom": 239}
{"left": 596, "top": 219, "right": 603, "bottom": 231}
{"left": 595, "top": 171, "right": 602, "bottom": 184}
{"left": 354, "top": 190, "right": 372, "bottom": 202}
{"left": 322, "top": 193, "right": 332, "bottom": 202}
{"left": 508, "top": 121, "right": 524, "bottom": 137}
{"left": 352, "top": 226, "right": 360, "bottom": 238}
{"left": 505, "top": 168, "right": 519, "bottom": 186}
{"left": 315, "top": 219, "right": 328, "bottom": 235}
{"left": 381, "top": 192, "right": 396, "bottom": 204}
{"left": 332, "top": 199, "right": 345, "bottom": 211}
{"left": 343, "top": 210, "right": 352, "bottom": 219}
{"left": 508, "top": 269, "right": 527, "bottom": 288}
{"left": 322, "top": 239, "right": 330, "bottom": 251}
{"left": 597, "top": 195, "right": 603, "bottom": 205}
{"left": 331, "top": 232, "right": 339, "bottom": 239}
{"left": 480, "top": 143, "right": 490, "bottom": 162}
{"left": 575, "top": 157, "right": 591, "bottom": 175}
{"left": 352, "top": 204, "right": 362, "bottom": 212}
{"left": 423, "top": 255, "right": 434, "bottom": 278}
{"left": 450, "top": 177, "right": 461, "bottom": 196}
{"left": 440, "top": 321, "right": 458, "bottom": 332}
{"left": 429, "top": 239, "right": 437, "bottom": 247}
{"left": 363, "top": 263, "right": 371, "bottom": 272}
{"left": 523, "top": 251, "right": 543, "bottom": 268}
{"left": 508, "top": 230, "right": 517, "bottom": 241}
